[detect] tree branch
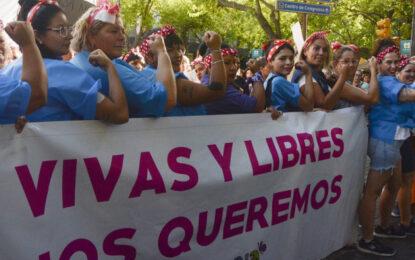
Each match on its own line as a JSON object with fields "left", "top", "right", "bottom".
{"left": 217, "top": 0, "right": 253, "bottom": 12}
{"left": 259, "top": 0, "right": 275, "bottom": 11}
{"left": 343, "top": 6, "right": 382, "bottom": 24}
{"left": 254, "top": 0, "right": 276, "bottom": 38}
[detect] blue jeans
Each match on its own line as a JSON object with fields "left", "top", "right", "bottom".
{"left": 368, "top": 138, "right": 404, "bottom": 172}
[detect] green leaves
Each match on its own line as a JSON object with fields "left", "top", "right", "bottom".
{"left": 120, "top": 0, "right": 412, "bottom": 54}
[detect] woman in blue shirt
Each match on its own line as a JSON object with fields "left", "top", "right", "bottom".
{"left": 70, "top": 5, "right": 177, "bottom": 118}
{"left": 4, "top": 0, "right": 128, "bottom": 124}
{"left": 358, "top": 40, "right": 415, "bottom": 257}
{"left": 264, "top": 39, "right": 314, "bottom": 112}
{"left": 292, "top": 32, "right": 379, "bottom": 110}
{"left": 394, "top": 56, "right": 415, "bottom": 236}
{"left": 138, "top": 25, "right": 227, "bottom": 116}
{"left": 0, "top": 20, "right": 47, "bottom": 131}
{"left": 292, "top": 31, "right": 352, "bottom": 110}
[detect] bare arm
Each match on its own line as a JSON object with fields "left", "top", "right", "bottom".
{"left": 176, "top": 78, "right": 226, "bottom": 106}
{"left": 6, "top": 22, "right": 47, "bottom": 114}
{"left": 251, "top": 81, "right": 265, "bottom": 112}
{"left": 91, "top": 49, "right": 129, "bottom": 124}
{"left": 151, "top": 36, "right": 176, "bottom": 111}
{"left": 176, "top": 31, "right": 227, "bottom": 106}
{"left": 296, "top": 61, "right": 314, "bottom": 111}
{"left": 340, "top": 57, "right": 379, "bottom": 105}
{"left": 206, "top": 31, "right": 226, "bottom": 91}
{"left": 398, "top": 88, "right": 415, "bottom": 102}
{"left": 313, "top": 64, "right": 353, "bottom": 110}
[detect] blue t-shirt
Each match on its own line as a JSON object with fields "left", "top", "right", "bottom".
{"left": 270, "top": 75, "right": 301, "bottom": 112}
{"left": 141, "top": 66, "right": 206, "bottom": 116}
{"left": 3, "top": 58, "right": 99, "bottom": 122}
{"left": 71, "top": 51, "right": 167, "bottom": 118}
{"left": 369, "top": 75, "right": 415, "bottom": 143}
{"left": 0, "top": 73, "right": 31, "bottom": 124}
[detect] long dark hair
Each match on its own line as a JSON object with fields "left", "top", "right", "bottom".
{"left": 18, "top": 0, "right": 65, "bottom": 59}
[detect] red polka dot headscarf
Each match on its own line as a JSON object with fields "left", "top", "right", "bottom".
{"left": 191, "top": 57, "right": 205, "bottom": 69}
{"left": 376, "top": 45, "right": 400, "bottom": 64}
{"left": 331, "top": 41, "right": 359, "bottom": 54}
{"left": 398, "top": 55, "right": 415, "bottom": 70}
{"left": 139, "top": 25, "right": 177, "bottom": 58}
{"left": 303, "top": 31, "right": 329, "bottom": 50}
{"left": 267, "top": 39, "right": 292, "bottom": 62}
{"left": 203, "top": 48, "right": 238, "bottom": 68}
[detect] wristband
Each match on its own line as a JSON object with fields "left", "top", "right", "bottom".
{"left": 211, "top": 60, "right": 224, "bottom": 65}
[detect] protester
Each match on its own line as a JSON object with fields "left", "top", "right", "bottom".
{"left": 330, "top": 42, "right": 379, "bottom": 107}
{"left": 291, "top": 31, "right": 350, "bottom": 110}
{"left": 357, "top": 39, "right": 415, "bottom": 257}
{"left": 0, "top": 25, "right": 12, "bottom": 68}
{"left": 356, "top": 69, "right": 370, "bottom": 91}
{"left": 138, "top": 25, "right": 226, "bottom": 116}
{"left": 394, "top": 56, "right": 415, "bottom": 235}
{"left": 0, "top": 20, "right": 47, "bottom": 131}
{"left": 252, "top": 57, "right": 271, "bottom": 85}
{"left": 264, "top": 39, "right": 314, "bottom": 112}
{"left": 122, "top": 49, "right": 145, "bottom": 70}
{"left": 71, "top": 4, "right": 177, "bottom": 118}
{"left": 190, "top": 56, "right": 206, "bottom": 82}
{"left": 4, "top": 0, "right": 128, "bottom": 124}
{"left": 202, "top": 46, "right": 265, "bottom": 114}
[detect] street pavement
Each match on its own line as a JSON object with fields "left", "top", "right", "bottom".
{"left": 325, "top": 224, "right": 415, "bottom": 260}
{"left": 325, "top": 157, "right": 415, "bottom": 260}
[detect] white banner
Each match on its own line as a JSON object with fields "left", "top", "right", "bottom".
{"left": 0, "top": 107, "right": 368, "bottom": 260}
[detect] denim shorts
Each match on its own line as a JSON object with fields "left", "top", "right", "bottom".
{"left": 368, "top": 138, "right": 404, "bottom": 172}
{"left": 401, "top": 137, "right": 415, "bottom": 174}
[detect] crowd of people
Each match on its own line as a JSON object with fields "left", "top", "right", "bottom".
{"left": 0, "top": 0, "right": 415, "bottom": 257}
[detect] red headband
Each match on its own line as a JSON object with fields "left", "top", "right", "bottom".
{"left": 221, "top": 48, "right": 238, "bottom": 57}
{"left": 139, "top": 33, "right": 156, "bottom": 58}
{"left": 331, "top": 41, "right": 360, "bottom": 53}
{"left": 139, "top": 25, "right": 177, "bottom": 58}
{"left": 203, "top": 48, "right": 238, "bottom": 68}
{"left": 203, "top": 55, "right": 213, "bottom": 68}
{"left": 376, "top": 46, "right": 400, "bottom": 64}
{"left": 159, "top": 25, "right": 176, "bottom": 38}
{"left": 267, "top": 39, "right": 292, "bottom": 62}
{"left": 87, "top": 0, "right": 120, "bottom": 25}
{"left": 191, "top": 57, "right": 205, "bottom": 68}
{"left": 27, "top": 0, "right": 58, "bottom": 23}
{"left": 303, "top": 31, "right": 329, "bottom": 50}
{"left": 399, "top": 55, "right": 410, "bottom": 70}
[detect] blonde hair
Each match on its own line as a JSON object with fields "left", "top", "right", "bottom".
{"left": 70, "top": 7, "right": 121, "bottom": 52}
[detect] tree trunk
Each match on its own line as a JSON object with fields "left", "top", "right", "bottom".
{"left": 218, "top": 0, "right": 277, "bottom": 40}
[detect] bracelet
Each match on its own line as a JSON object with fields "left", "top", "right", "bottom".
{"left": 211, "top": 59, "right": 224, "bottom": 65}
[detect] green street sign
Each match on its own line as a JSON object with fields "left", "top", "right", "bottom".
{"left": 251, "top": 49, "right": 264, "bottom": 58}
{"left": 400, "top": 40, "right": 411, "bottom": 56}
